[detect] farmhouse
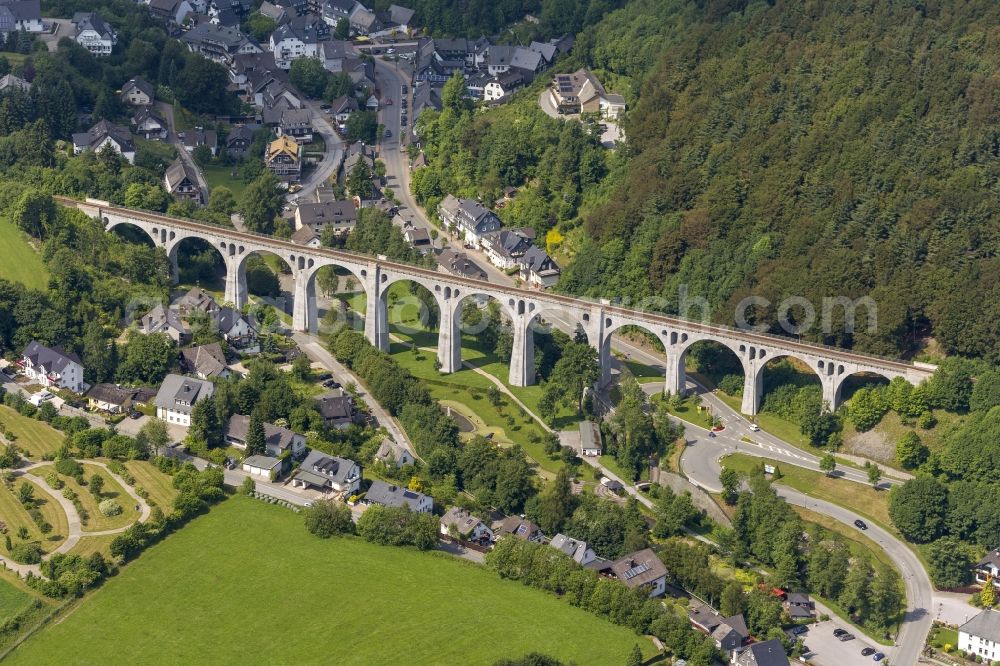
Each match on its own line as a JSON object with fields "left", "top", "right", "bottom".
{"left": 363, "top": 480, "right": 432, "bottom": 513}
{"left": 154, "top": 374, "right": 215, "bottom": 427}
{"left": 290, "top": 450, "right": 361, "bottom": 493}
{"left": 224, "top": 414, "right": 306, "bottom": 458}
{"left": 18, "top": 341, "right": 85, "bottom": 393}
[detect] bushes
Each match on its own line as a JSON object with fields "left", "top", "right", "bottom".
{"left": 99, "top": 499, "right": 122, "bottom": 517}
{"left": 303, "top": 500, "right": 354, "bottom": 538}
{"left": 31, "top": 552, "right": 111, "bottom": 598}
{"left": 355, "top": 504, "right": 438, "bottom": 550}
{"left": 54, "top": 457, "right": 83, "bottom": 479}
{"left": 9, "top": 542, "right": 42, "bottom": 564}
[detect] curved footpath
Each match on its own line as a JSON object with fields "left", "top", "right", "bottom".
{"left": 680, "top": 434, "right": 931, "bottom": 666}
{"left": 0, "top": 461, "right": 152, "bottom": 578}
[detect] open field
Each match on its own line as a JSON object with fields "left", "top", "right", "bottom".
{"left": 8, "top": 497, "right": 654, "bottom": 665}
{"left": 123, "top": 461, "right": 179, "bottom": 511}
{"left": 0, "top": 219, "right": 49, "bottom": 290}
{"left": 0, "top": 577, "right": 34, "bottom": 622}
{"left": 33, "top": 464, "right": 139, "bottom": 531}
{"left": 0, "top": 479, "right": 68, "bottom": 556}
{"left": 202, "top": 165, "right": 249, "bottom": 199}
{"left": 0, "top": 407, "right": 63, "bottom": 459}
{"left": 66, "top": 533, "right": 118, "bottom": 559}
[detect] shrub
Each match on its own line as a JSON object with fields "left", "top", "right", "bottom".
{"left": 9, "top": 542, "right": 42, "bottom": 564}
{"left": 303, "top": 500, "right": 354, "bottom": 538}
{"left": 45, "top": 472, "right": 63, "bottom": 490}
{"left": 54, "top": 458, "right": 82, "bottom": 477}
{"left": 99, "top": 500, "right": 122, "bottom": 517}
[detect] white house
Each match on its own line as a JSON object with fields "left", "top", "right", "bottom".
{"left": 72, "top": 12, "right": 117, "bottom": 56}
{"left": 215, "top": 307, "right": 258, "bottom": 350}
{"left": 549, "top": 533, "right": 596, "bottom": 565}
{"left": 18, "top": 341, "right": 85, "bottom": 393}
{"left": 153, "top": 374, "right": 215, "bottom": 427}
{"left": 437, "top": 195, "right": 501, "bottom": 248}
{"left": 362, "top": 480, "right": 432, "bottom": 513}
{"left": 440, "top": 507, "right": 493, "bottom": 542}
{"left": 137, "top": 303, "right": 189, "bottom": 344}
{"left": 960, "top": 609, "right": 1000, "bottom": 662}
{"left": 373, "top": 438, "right": 414, "bottom": 468}
{"left": 731, "top": 639, "right": 789, "bottom": 666}
{"left": 291, "top": 450, "right": 361, "bottom": 494}
{"left": 0, "top": 1, "right": 43, "bottom": 34}
{"left": 975, "top": 549, "right": 1000, "bottom": 590}
{"left": 72, "top": 120, "right": 136, "bottom": 164}
{"left": 518, "top": 245, "right": 560, "bottom": 288}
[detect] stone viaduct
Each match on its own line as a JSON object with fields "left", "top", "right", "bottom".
{"left": 61, "top": 197, "right": 937, "bottom": 415}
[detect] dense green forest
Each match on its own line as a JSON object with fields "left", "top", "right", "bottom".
{"left": 556, "top": 0, "right": 1000, "bottom": 361}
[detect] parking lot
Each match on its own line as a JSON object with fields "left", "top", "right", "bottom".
{"left": 800, "top": 620, "right": 891, "bottom": 666}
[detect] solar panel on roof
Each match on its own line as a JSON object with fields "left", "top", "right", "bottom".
{"left": 623, "top": 563, "right": 650, "bottom": 580}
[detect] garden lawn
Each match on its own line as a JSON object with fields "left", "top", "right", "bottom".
{"left": 0, "top": 480, "right": 68, "bottom": 556}
{"left": 0, "top": 218, "right": 48, "bottom": 290}
{"left": 67, "top": 534, "right": 118, "bottom": 559}
{"left": 122, "top": 461, "right": 178, "bottom": 511}
{"left": 8, "top": 497, "right": 654, "bottom": 665}
{"left": 201, "top": 165, "right": 248, "bottom": 199}
{"left": 715, "top": 391, "right": 810, "bottom": 446}
{"left": 33, "top": 464, "right": 138, "bottom": 532}
{"left": 0, "top": 407, "right": 62, "bottom": 458}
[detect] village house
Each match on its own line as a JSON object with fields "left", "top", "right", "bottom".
{"left": 404, "top": 226, "right": 430, "bottom": 249}
{"left": 731, "top": 639, "right": 790, "bottom": 666}
{"left": 290, "top": 226, "right": 322, "bottom": 247}
{"left": 294, "top": 200, "right": 357, "bottom": 236}
{"left": 86, "top": 383, "right": 140, "bottom": 414}
{"left": 0, "top": 0, "right": 43, "bottom": 34}
{"left": 18, "top": 341, "right": 85, "bottom": 393}
{"left": 164, "top": 158, "right": 203, "bottom": 204}
{"left": 0, "top": 73, "right": 30, "bottom": 92}
{"left": 132, "top": 107, "right": 168, "bottom": 140}
{"left": 72, "top": 12, "right": 117, "bottom": 56}
{"left": 373, "top": 438, "right": 414, "bottom": 468}
{"left": 440, "top": 507, "right": 493, "bottom": 543}
{"left": 291, "top": 450, "right": 361, "bottom": 493}
{"left": 180, "top": 343, "right": 230, "bottom": 379}
{"left": 122, "top": 77, "right": 155, "bottom": 106}
{"left": 216, "top": 307, "right": 258, "bottom": 350}
{"left": 224, "top": 413, "right": 306, "bottom": 458}
{"left": 481, "top": 229, "right": 534, "bottom": 270}
{"left": 549, "top": 68, "right": 626, "bottom": 119}
{"left": 176, "top": 287, "right": 218, "bottom": 318}
{"left": 579, "top": 420, "right": 602, "bottom": 456}
{"left": 436, "top": 249, "right": 487, "bottom": 281}
{"left": 314, "top": 390, "right": 355, "bottom": 429}
{"left": 688, "top": 602, "right": 750, "bottom": 654}
{"left": 320, "top": 0, "right": 352, "bottom": 27}
{"left": 437, "top": 195, "right": 501, "bottom": 247}
{"left": 593, "top": 548, "right": 668, "bottom": 598}
{"left": 265, "top": 134, "right": 302, "bottom": 180}
{"left": 154, "top": 374, "right": 214, "bottom": 427}
{"left": 183, "top": 128, "right": 218, "bottom": 156}
{"left": 960, "top": 609, "right": 1000, "bottom": 662}
{"left": 225, "top": 124, "right": 259, "bottom": 158}
{"left": 363, "top": 480, "right": 432, "bottom": 513}
{"left": 782, "top": 591, "right": 815, "bottom": 620}
{"left": 549, "top": 533, "right": 597, "bottom": 565}
{"left": 518, "top": 245, "right": 560, "bottom": 288}
{"left": 269, "top": 18, "right": 327, "bottom": 69}
{"left": 137, "top": 303, "right": 189, "bottom": 344}
{"left": 975, "top": 548, "right": 1000, "bottom": 590}
{"left": 330, "top": 95, "right": 358, "bottom": 125}
{"left": 278, "top": 107, "right": 313, "bottom": 143}
{"left": 149, "top": 0, "right": 194, "bottom": 25}
{"left": 72, "top": 120, "right": 136, "bottom": 164}
{"left": 348, "top": 3, "right": 378, "bottom": 35}
{"left": 492, "top": 516, "right": 543, "bottom": 543}
{"left": 181, "top": 23, "right": 261, "bottom": 66}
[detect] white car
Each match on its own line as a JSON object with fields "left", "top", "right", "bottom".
{"left": 748, "top": 423, "right": 760, "bottom": 432}
{"left": 28, "top": 391, "right": 54, "bottom": 406}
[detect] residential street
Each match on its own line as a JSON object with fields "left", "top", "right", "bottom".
{"left": 296, "top": 98, "right": 345, "bottom": 201}
{"left": 155, "top": 101, "right": 210, "bottom": 203}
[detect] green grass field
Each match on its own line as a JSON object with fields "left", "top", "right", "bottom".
{"left": 8, "top": 497, "right": 653, "bottom": 665}
{"left": 0, "top": 407, "right": 63, "bottom": 459}
{"left": 123, "top": 461, "right": 179, "bottom": 511}
{"left": 202, "top": 164, "right": 249, "bottom": 199}
{"left": 0, "top": 479, "right": 68, "bottom": 556}
{"left": 0, "top": 577, "right": 34, "bottom": 623}
{"left": 0, "top": 218, "right": 49, "bottom": 290}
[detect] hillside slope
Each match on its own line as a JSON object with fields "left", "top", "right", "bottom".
{"left": 561, "top": 0, "right": 1000, "bottom": 361}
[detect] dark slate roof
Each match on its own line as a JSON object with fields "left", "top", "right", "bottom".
{"left": 295, "top": 449, "right": 358, "bottom": 486}
{"left": 365, "top": 479, "right": 429, "bottom": 510}
{"left": 297, "top": 200, "right": 357, "bottom": 227}
{"left": 734, "top": 639, "right": 790, "bottom": 666}
{"left": 180, "top": 343, "right": 228, "bottom": 377}
{"left": 87, "top": 383, "right": 136, "bottom": 406}
{"left": 960, "top": 608, "right": 1000, "bottom": 642}
{"left": 153, "top": 374, "right": 214, "bottom": 415}
{"left": 73, "top": 120, "right": 134, "bottom": 152}
{"left": 225, "top": 414, "right": 302, "bottom": 452}
{"left": 603, "top": 549, "right": 667, "bottom": 589}
{"left": 216, "top": 306, "right": 256, "bottom": 334}
{"left": 164, "top": 158, "right": 199, "bottom": 193}
{"left": 73, "top": 12, "right": 114, "bottom": 40}
{"left": 436, "top": 249, "right": 487, "bottom": 281}
{"left": 21, "top": 341, "right": 81, "bottom": 374}
{"left": 520, "top": 245, "right": 560, "bottom": 275}
{"left": 315, "top": 391, "right": 353, "bottom": 420}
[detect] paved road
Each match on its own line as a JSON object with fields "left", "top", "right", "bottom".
{"left": 679, "top": 431, "right": 930, "bottom": 665}
{"left": 291, "top": 331, "right": 418, "bottom": 461}
{"left": 296, "top": 98, "right": 345, "bottom": 202}
{"left": 155, "top": 102, "right": 210, "bottom": 204}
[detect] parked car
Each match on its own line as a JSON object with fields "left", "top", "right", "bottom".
{"left": 838, "top": 633, "right": 855, "bottom": 642}
{"left": 384, "top": 129, "right": 392, "bottom": 138}
{"left": 401, "top": 85, "right": 407, "bottom": 94}
{"left": 833, "top": 628, "right": 847, "bottom": 637}
{"left": 323, "top": 379, "right": 341, "bottom": 389}
{"left": 384, "top": 98, "right": 392, "bottom": 105}
{"left": 314, "top": 372, "right": 332, "bottom": 381}
{"left": 861, "top": 648, "right": 875, "bottom": 656}
{"left": 319, "top": 103, "right": 331, "bottom": 110}
{"left": 854, "top": 519, "right": 868, "bottom": 530}
{"left": 873, "top": 653, "right": 885, "bottom": 662}
{"left": 129, "top": 411, "right": 142, "bottom": 420}
{"left": 790, "top": 625, "right": 808, "bottom": 635}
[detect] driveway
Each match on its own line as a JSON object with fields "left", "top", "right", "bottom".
{"left": 296, "top": 99, "right": 345, "bottom": 201}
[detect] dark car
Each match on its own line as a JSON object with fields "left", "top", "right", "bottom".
{"left": 854, "top": 519, "right": 868, "bottom": 530}
{"left": 319, "top": 103, "right": 331, "bottom": 110}
{"left": 861, "top": 648, "right": 876, "bottom": 656}
{"left": 873, "top": 653, "right": 885, "bottom": 662}
{"left": 839, "top": 633, "right": 855, "bottom": 642}
{"left": 322, "top": 379, "right": 341, "bottom": 389}
{"left": 833, "top": 628, "right": 847, "bottom": 637}
{"left": 791, "top": 625, "right": 808, "bottom": 635}
{"left": 707, "top": 431, "right": 716, "bottom": 438}
{"left": 314, "top": 372, "right": 332, "bottom": 382}
{"left": 129, "top": 411, "right": 142, "bottom": 419}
